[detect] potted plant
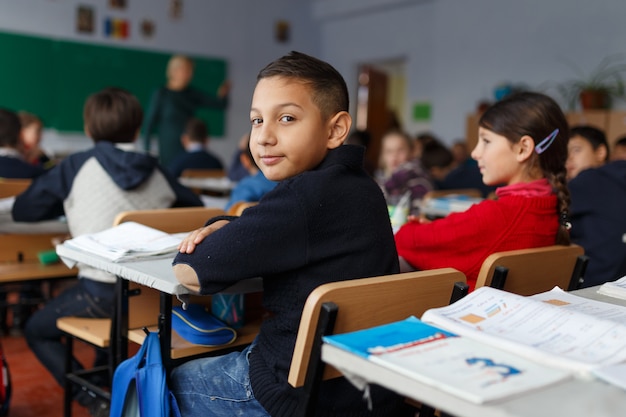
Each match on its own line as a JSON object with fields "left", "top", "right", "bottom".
{"left": 555, "top": 54, "right": 626, "bottom": 110}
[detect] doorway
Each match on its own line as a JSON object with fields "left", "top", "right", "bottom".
{"left": 355, "top": 58, "right": 407, "bottom": 171}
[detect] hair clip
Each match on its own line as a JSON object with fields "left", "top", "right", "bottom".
{"left": 535, "top": 128, "right": 559, "bottom": 154}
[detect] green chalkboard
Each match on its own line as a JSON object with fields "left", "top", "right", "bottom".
{"left": 0, "top": 31, "right": 227, "bottom": 135}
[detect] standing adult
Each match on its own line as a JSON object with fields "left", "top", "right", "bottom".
{"left": 142, "top": 54, "right": 231, "bottom": 166}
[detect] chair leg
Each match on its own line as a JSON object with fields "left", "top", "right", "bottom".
{"left": 568, "top": 255, "right": 589, "bottom": 291}
{"left": 63, "top": 334, "right": 74, "bottom": 417}
{"left": 299, "top": 302, "right": 338, "bottom": 417}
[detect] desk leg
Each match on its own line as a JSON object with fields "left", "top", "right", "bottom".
{"left": 159, "top": 291, "right": 173, "bottom": 371}
{"left": 114, "top": 277, "right": 129, "bottom": 367}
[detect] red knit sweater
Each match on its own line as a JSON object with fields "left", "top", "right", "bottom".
{"left": 395, "top": 187, "right": 559, "bottom": 291}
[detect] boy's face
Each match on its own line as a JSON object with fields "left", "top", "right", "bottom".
{"left": 249, "top": 76, "right": 339, "bottom": 181}
{"left": 566, "top": 135, "right": 606, "bottom": 180}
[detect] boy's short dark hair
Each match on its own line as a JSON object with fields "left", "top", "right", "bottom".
{"left": 421, "top": 140, "right": 454, "bottom": 171}
{"left": 0, "top": 108, "right": 21, "bottom": 147}
{"left": 184, "top": 118, "right": 208, "bottom": 143}
{"left": 257, "top": 51, "right": 349, "bottom": 120}
{"left": 83, "top": 87, "right": 143, "bottom": 143}
{"left": 615, "top": 136, "right": 626, "bottom": 147}
{"left": 570, "top": 125, "right": 609, "bottom": 160}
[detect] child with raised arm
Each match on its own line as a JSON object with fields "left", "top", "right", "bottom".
{"left": 395, "top": 92, "right": 571, "bottom": 291}
{"left": 12, "top": 87, "right": 202, "bottom": 416}
{"left": 170, "top": 51, "right": 411, "bottom": 417}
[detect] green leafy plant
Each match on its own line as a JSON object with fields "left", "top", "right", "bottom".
{"left": 555, "top": 54, "right": 626, "bottom": 110}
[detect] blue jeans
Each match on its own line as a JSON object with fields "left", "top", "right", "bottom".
{"left": 170, "top": 343, "right": 270, "bottom": 417}
{"left": 24, "top": 277, "right": 115, "bottom": 396}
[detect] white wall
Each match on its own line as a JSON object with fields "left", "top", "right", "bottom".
{"left": 316, "top": 0, "right": 626, "bottom": 144}
{"left": 0, "top": 0, "right": 320, "bottom": 160}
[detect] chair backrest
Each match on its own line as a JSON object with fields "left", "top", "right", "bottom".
{"left": 0, "top": 178, "right": 32, "bottom": 198}
{"left": 113, "top": 207, "right": 225, "bottom": 233}
{"left": 288, "top": 268, "right": 467, "bottom": 388}
{"left": 475, "top": 244, "right": 587, "bottom": 296}
{"left": 226, "top": 201, "right": 258, "bottom": 216}
{"left": 179, "top": 169, "right": 225, "bottom": 179}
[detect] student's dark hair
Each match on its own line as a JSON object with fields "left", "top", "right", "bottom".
{"left": 616, "top": 136, "right": 626, "bottom": 147}
{"left": 569, "top": 125, "right": 609, "bottom": 161}
{"left": 184, "top": 118, "right": 208, "bottom": 143}
{"left": 257, "top": 51, "right": 349, "bottom": 120}
{"left": 0, "top": 108, "right": 21, "bottom": 147}
{"left": 83, "top": 87, "right": 143, "bottom": 143}
{"left": 479, "top": 92, "right": 571, "bottom": 245}
{"left": 421, "top": 140, "right": 454, "bottom": 171}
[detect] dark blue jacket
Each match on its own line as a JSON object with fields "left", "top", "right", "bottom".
{"left": 167, "top": 149, "right": 224, "bottom": 178}
{"left": 569, "top": 160, "right": 626, "bottom": 287}
{"left": 0, "top": 155, "right": 45, "bottom": 179}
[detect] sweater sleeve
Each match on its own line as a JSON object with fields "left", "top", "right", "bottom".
{"left": 394, "top": 199, "right": 510, "bottom": 271}
{"left": 173, "top": 184, "right": 307, "bottom": 294}
{"left": 11, "top": 160, "right": 75, "bottom": 221}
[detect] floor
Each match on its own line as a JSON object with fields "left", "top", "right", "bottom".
{"left": 2, "top": 332, "right": 92, "bottom": 417}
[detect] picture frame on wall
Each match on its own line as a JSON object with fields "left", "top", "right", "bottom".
{"left": 76, "top": 5, "right": 95, "bottom": 34}
{"left": 109, "top": 0, "right": 127, "bottom": 9}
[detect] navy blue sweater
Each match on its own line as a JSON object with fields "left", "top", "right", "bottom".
{"left": 173, "top": 145, "right": 406, "bottom": 417}
{"left": 569, "top": 160, "right": 626, "bottom": 287}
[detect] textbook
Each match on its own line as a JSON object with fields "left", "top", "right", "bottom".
{"left": 597, "top": 275, "right": 626, "bottom": 300}
{"left": 62, "top": 221, "right": 183, "bottom": 262}
{"left": 322, "top": 316, "right": 570, "bottom": 404}
{"left": 420, "top": 194, "right": 483, "bottom": 218}
{"left": 421, "top": 286, "right": 626, "bottom": 375}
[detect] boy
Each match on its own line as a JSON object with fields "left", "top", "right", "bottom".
{"left": 0, "top": 108, "right": 45, "bottom": 178}
{"left": 566, "top": 125, "right": 609, "bottom": 180}
{"left": 167, "top": 117, "right": 224, "bottom": 178}
{"left": 224, "top": 144, "right": 276, "bottom": 211}
{"left": 171, "top": 51, "right": 410, "bottom": 416}
{"left": 12, "top": 87, "right": 202, "bottom": 417}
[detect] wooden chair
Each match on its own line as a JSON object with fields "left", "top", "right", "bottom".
{"left": 288, "top": 268, "right": 468, "bottom": 417}
{"left": 0, "top": 178, "right": 32, "bottom": 198}
{"left": 179, "top": 168, "right": 226, "bottom": 179}
{"left": 226, "top": 201, "right": 258, "bottom": 216}
{"left": 475, "top": 244, "right": 589, "bottom": 296}
{"left": 57, "top": 206, "right": 226, "bottom": 416}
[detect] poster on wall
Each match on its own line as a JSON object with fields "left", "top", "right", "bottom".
{"left": 109, "top": 0, "right": 127, "bottom": 9}
{"left": 169, "top": 0, "right": 183, "bottom": 19}
{"left": 76, "top": 5, "right": 95, "bottom": 34}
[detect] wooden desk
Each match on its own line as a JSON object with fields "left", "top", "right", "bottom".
{"left": 321, "top": 286, "right": 626, "bottom": 417}
{"left": 56, "top": 244, "right": 263, "bottom": 367}
{"left": 178, "top": 176, "right": 236, "bottom": 195}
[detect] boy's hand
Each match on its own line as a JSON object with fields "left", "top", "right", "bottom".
{"left": 217, "top": 80, "right": 232, "bottom": 98}
{"left": 178, "top": 220, "right": 230, "bottom": 254}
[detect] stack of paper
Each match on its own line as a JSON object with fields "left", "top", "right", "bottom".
{"left": 62, "top": 221, "right": 183, "bottom": 262}
{"left": 597, "top": 275, "right": 626, "bottom": 300}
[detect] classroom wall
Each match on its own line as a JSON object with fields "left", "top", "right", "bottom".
{"left": 316, "top": 0, "right": 626, "bottom": 144}
{"left": 4, "top": 0, "right": 626, "bottom": 159}
{"left": 0, "top": 0, "right": 320, "bottom": 161}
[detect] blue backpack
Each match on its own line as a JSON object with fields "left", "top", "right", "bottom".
{"left": 109, "top": 331, "right": 180, "bottom": 417}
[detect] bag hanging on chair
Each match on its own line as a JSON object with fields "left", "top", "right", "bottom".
{"left": 109, "top": 331, "right": 180, "bottom": 417}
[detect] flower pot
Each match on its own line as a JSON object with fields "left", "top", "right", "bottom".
{"left": 579, "top": 90, "right": 610, "bottom": 109}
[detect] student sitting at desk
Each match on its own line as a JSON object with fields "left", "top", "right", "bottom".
{"left": 167, "top": 117, "right": 224, "bottom": 178}
{"left": 171, "top": 51, "right": 412, "bottom": 417}
{"left": 566, "top": 127, "right": 626, "bottom": 287}
{"left": 0, "top": 108, "right": 45, "bottom": 179}
{"left": 395, "top": 92, "right": 571, "bottom": 291}
{"left": 12, "top": 87, "right": 202, "bottom": 417}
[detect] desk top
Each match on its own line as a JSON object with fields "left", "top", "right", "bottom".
{"left": 322, "top": 286, "right": 626, "bottom": 417}
{"left": 178, "top": 177, "right": 236, "bottom": 193}
{"left": 56, "top": 243, "right": 262, "bottom": 296}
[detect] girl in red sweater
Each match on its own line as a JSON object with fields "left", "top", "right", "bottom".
{"left": 395, "top": 92, "right": 571, "bottom": 290}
